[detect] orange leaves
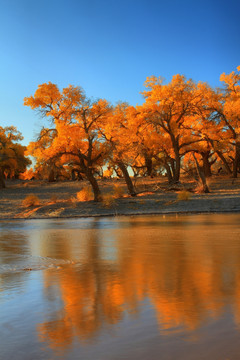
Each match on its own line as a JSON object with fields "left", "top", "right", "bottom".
{"left": 220, "top": 69, "right": 240, "bottom": 92}
{"left": 24, "top": 82, "right": 61, "bottom": 110}
{"left": 219, "top": 66, "right": 240, "bottom": 143}
{"left": 23, "top": 66, "right": 240, "bottom": 184}
{"left": 24, "top": 83, "right": 112, "bottom": 192}
{"left": 0, "top": 126, "right": 31, "bottom": 178}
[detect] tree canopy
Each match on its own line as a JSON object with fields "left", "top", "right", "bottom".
{"left": 0, "top": 126, "right": 31, "bottom": 188}
{"left": 22, "top": 66, "right": 240, "bottom": 198}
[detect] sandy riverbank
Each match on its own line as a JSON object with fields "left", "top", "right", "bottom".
{"left": 0, "top": 176, "right": 240, "bottom": 220}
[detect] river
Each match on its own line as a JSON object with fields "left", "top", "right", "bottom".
{"left": 1, "top": 214, "right": 240, "bottom": 359}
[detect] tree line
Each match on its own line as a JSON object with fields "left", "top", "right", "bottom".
{"left": 1, "top": 66, "right": 240, "bottom": 198}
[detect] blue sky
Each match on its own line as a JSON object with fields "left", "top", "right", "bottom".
{"left": 0, "top": 0, "right": 239, "bottom": 146}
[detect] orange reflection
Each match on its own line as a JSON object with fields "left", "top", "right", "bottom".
{"left": 37, "top": 219, "right": 240, "bottom": 350}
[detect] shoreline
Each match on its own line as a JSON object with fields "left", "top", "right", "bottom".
{"left": 1, "top": 176, "right": 240, "bottom": 221}
{"left": 1, "top": 209, "right": 240, "bottom": 222}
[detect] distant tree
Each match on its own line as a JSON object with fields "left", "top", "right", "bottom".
{"left": 0, "top": 126, "right": 31, "bottom": 188}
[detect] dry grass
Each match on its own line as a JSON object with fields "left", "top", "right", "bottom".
{"left": 177, "top": 190, "right": 191, "bottom": 201}
{"left": 66, "top": 196, "right": 77, "bottom": 208}
{"left": 76, "top": 187, "right": 93, "bottom": 201}
{"left": 50, "top": 194, "right": 58, "bottom": 204}
{"left": 112, "top": 184, "right": 124, "bottom": 198}
{"left": 101, "top": 193, "right": 115, "bottom": 208}
{"left": 1, "top": 176, "right": 240, "bottom": 219}
{"left": 22, "top": 194, "right": 40, "bottom": 207}
{"left": 67, "top": 196, "right": 77, "bottom": 203}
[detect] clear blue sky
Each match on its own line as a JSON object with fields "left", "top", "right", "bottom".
{"left": 0, "top": 0, "right": 239, "bottom": 146}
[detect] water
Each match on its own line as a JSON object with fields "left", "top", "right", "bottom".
{"left": 0, "top": 214, "right": 240, "bottom": 360}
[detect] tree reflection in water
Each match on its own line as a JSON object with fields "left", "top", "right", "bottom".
{"left": 36, "top": 216, "right": 240, "bottom": 351}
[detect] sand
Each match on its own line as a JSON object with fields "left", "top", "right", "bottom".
{"left": 0, "top": 176, "right": 240, "bottom": 220}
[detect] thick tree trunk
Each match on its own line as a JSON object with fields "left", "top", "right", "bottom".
{"left": 0, "top": 168, "right": 6, "bottom": 188}
{"left": 169, "top": 156, "right": 180, "bottom": 183}
{"left": 202, "top": 152, "right": 212, "bottom": 177}
{"left": 86, "top": 170, "right": 101, "bottom": 202}
{"left": 71, "top": 169, "right": 76, "bottom": 181}
{"left": 117, "top": 161, "right": 136, "bottom": 196}
{"left": 170, "top": 135, "right": 181, "bottom": 183}
{"left": 48, "top": 169, "right": 55, "bottom": 182}
{"left": 193, "top": 153, "right": 210, "bottom": 193}
{"left": 216, "top": 150, "right": 232, "bottom": 175}
{"left": 78, "top": 153, "right": 101, "bottom": 201}
{"left": 173, "top": 155, "right": 181, "bottom": 183}
{"left": 165, "top": 162, "right": 173, "bottom": 184}
{"left": 233, "top": 141, "right": 240, "bottom": 178}
{"left": 144, "top": 154, "right": 153, "bottom": 177}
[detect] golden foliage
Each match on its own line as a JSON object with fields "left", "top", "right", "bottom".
{"left": 23, "top": 66, "right": 240, "bottom": 191}
{"left": 19, "top": 168, "right": 35, "bottom": 180}
{"left": 0, "top": 126, "right": 31, "bottom": 180}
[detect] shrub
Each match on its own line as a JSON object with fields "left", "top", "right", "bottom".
{"left": 22, "top": 194, "right": 40, "bottom": 207}
{"left": 76, "top": 187, "right": 93, "bottom": 201}
{"left": 177, "top": 190, "right": 191, "bottom": 201}
{"left": 112, "top": 184, "right": 124, "bottom": 198}
{"left": 67, "top": 196, "right": 77, "bottom": 207}
{"left": 101, "top": 193, "right": 115, "bottom": 208}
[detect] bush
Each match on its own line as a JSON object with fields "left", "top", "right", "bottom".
{"left": 67, "top": 196, "right": 77, "bottom": 207}
{"left": 22, "top": 194, "right": 40, "bottom": 207}
{"left": 112, "top": 184, "right": 124, "bottom": 198}
{"left": 177, "top": 190, "right": 191, "bottom": 201}
{"left": 101, "top": 193, "right": 115, "bottom": 208}
{"left": 76, "top": 187, "right": 93, "bottom": 201}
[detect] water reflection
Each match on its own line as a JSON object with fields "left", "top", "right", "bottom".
{"left": 33, "top": 215, "right": 240, "bottom": 350}
{"left": 1, "top": 214, "right": 240, "bottom": 359}
{"left": 0, "top": 231, "right": 30, "bottom": 294}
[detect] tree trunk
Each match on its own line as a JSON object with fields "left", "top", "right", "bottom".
{"left": 48, "top": 169, "right": 55, "bottom": 182}
{"left": 216, "top": 150, "right": 232, "bottom": 175}
{"left": 86, "top": 170, "right": 101, "bottom": 201}
{"left": 71, "top": 169, "right": 76, "bottom": 181}
{"left": 173, "top": 155, "right": 181, "bottom": 182}
{"left": 164, "top": 162, "right": 173, "bottom": 184}
{"left": 117, "top": 161, "right": 136, "bottom": 196}
{"left": 114, "top": 167, "right": 123, "bottom": 178}
{"left": 233, "top": 141, "right": 240, "bottom": 178}
{"left": 169, "top": 156, "right": 180, "bottom": 183}
{"left": 193, "top": 153, "right": 210, "bottom": 193}
{"left": 77, "top": 171, "right": 83, "bottom": 181}
{"left": 144, "top": 154, "right": 153, "bottom": 177}
{"left": 170, "top": 136, "right": 181, "bottom": 183}
{"left": 0, "top": 168, "right": 6, "bottom": 188}
{"left": 202, "top": 152, "right": 212, "bottom": 177}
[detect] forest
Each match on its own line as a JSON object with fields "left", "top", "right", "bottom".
{"left": 1, "top": 66, "right": 240, "bottom": 201}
